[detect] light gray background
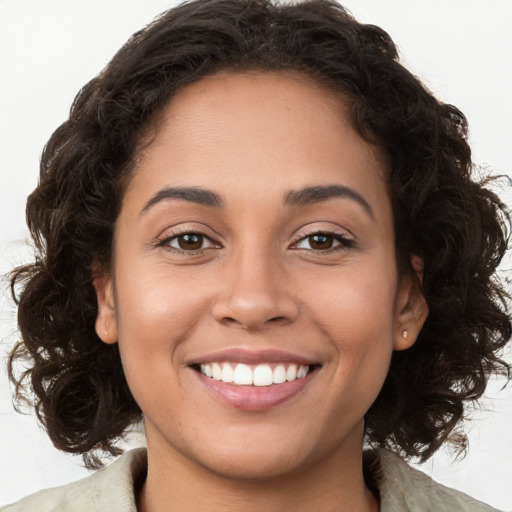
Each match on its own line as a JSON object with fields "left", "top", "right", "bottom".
{"left": 1, "top": 0, "right": 511, "bottom": 509}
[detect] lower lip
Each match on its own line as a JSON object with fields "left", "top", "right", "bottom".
{"left": 194, "top": 370, "right": 316, "bottom": 411}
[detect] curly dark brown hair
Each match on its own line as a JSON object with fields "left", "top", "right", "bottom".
{"left": 8, "top": 0, "right": 511, "bottom": 468}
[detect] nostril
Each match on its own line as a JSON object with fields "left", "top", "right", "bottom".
{"left": 268, "top": 316, "right": 288, "bottom": 324}
{"left": 220, "top": 315, "right": 289, "bottom": 329}
{"left": 223, "top": 317, "right": 241, "bottom": 325}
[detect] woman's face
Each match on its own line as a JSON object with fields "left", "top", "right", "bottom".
{"left": 95, "top": 71, "right": 426, "bottom": 479}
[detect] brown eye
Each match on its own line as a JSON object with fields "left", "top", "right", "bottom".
{"left": 178, "top": 234, "right": 203, "bottom": 250}
{"left": 293, "top": 232, "right": 352, "bottom": 251}
{"left": 167, "top": 233, "right": 213, "bottom": 251}
{"left": 308, "top": 234, "right": 334, "bottom": 250}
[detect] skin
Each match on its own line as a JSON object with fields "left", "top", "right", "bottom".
{"left": 95, "top": 71, "right": 428, "bottom": 512}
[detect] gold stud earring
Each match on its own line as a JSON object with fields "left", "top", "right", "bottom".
{"left": 402, "top": 330, "right": 408, "bottom": 339}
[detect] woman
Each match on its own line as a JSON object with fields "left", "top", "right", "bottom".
{"left": 4, "top": 0, "right": 511, "bottom": 510}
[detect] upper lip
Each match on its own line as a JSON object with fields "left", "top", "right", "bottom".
{"left": 186, "top": 348, "right": 319, "bottom": 366}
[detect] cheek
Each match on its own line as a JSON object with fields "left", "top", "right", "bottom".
{"left": 305, "top": 262, "right": 397, "bottom": 338}
{"left": 111, "top": 265, "right": 211, "bottom": 418}
{"left": 303, "top": 262, "right": 397, "bottom": 394}
{"left": 113, "top": 261, "right": 212, "bottom": 371}
{"left": 117, "top": 257, "right": 208, "bottom": 324}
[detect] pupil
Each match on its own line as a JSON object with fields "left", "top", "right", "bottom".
{"left": 310, "top": 234, "right": 333, "bottom": 250}
{"left": 179, "top": 234, "right": 202, "bottom": 250}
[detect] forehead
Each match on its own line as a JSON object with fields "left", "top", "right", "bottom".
{"left": 126, "top": 71, "right": 390, "bottom": 215}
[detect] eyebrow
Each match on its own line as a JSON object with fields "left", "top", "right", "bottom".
{"left": 284, "top": 184, "right": 375, "bottom": 220}
{"left": 141, "top": 186, "right": 223, "bottom": 214}
{"left": 141, "top": 183, "right": 374, "bottom": 219}
{"left": 284, "top": 184, "right": 374, "bottom": 220}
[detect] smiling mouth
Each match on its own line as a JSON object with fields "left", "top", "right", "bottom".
{"left": 191, "top": 362, "right": 318, "bottom": 386}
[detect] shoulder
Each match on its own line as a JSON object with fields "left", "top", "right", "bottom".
{"left": 366, "top": 449, "right": 503, "bottom": 512}
{"left": 2, "top": 448, "right": 147, "bottom": 512}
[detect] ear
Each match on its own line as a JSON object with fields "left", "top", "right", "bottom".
{"left": 393, "top": 255, "right": 429, "bottom": 351}
{"left": 93, "top": 272, "right": 118, "bottom": 345}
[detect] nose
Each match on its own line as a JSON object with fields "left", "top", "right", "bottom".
{"left": 212, "top": 249, "right": 299, "bottom": 331}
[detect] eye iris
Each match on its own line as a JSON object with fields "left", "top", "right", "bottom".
{"left": 178, "top": 234, "right": 203, "bottom": 250}
{"left": 309, "top": 234, "right": 333, "bottom": 250}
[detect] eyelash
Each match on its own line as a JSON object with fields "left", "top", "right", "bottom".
{"left": 156, "top": 228, "right": 219, "bottom": 255}
{"left": 290, "top": 228, "right": 355, "bottom": 253}
{"left": 156, "top": 228, "right": 355, "bottom": 255}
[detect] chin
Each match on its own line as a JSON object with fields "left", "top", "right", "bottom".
{"left": 157, "top": 422, "right": 322, "bottom": 482}
{"left": 196, "top": 447, "right": 312, "bottom": 482}
{"left": 181, "top": 420, "right": 350, "bottom": 483}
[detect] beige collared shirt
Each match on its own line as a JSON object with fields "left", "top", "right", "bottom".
{"left": 2, "top": 448, "right": 502, "bottom": 512}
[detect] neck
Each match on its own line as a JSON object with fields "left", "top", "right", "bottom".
{"left": 137, "top": 428, "right": 378, "bottom": 512}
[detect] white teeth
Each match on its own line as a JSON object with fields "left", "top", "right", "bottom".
{"left": 297, "top": 365, "right": 308, "bottom": 379}
{"left": 221, "top": 363, "right": 234, "bottom": 383}
{"left": 273, "top": 364, "right": 287, "bottom": 384}
{"left": 198, "top": 362, "right": 313, "bottom": 385}
{"left": 286, "top": 364, "right": 297, "bottom": 381}
{"left": 253, "top": 364, "right": 273, "bottom": 386}
{"left": 212, "top": 363, "right": 222, "bottom": 380}
{"left": 233, "top": 363, "right": 253, "bottom": 385}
